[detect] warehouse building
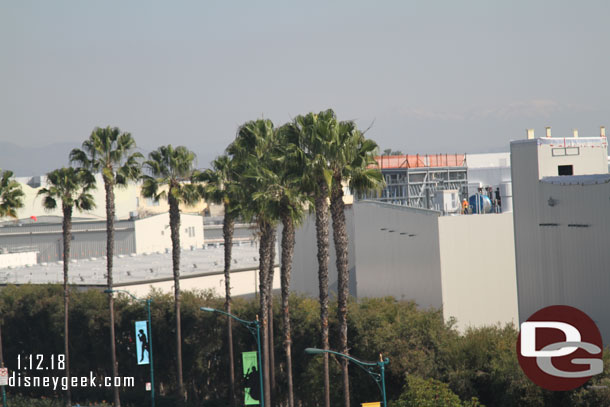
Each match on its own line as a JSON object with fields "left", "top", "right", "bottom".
{"left": 511, "top": 127, "right": 610, "bottom": 341}
{"left": 0, "top": 212, "right": 204, "bottom": 265}
{"left": 290, "top": 201, "right": 518, "bottom": 331}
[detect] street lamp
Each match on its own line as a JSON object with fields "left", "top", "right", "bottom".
{"left": 305, "top": 348, "right": 389, "bottom": 407}
{"left": 105, "top": 289, "right": 155, "bottom": 407}
{"left": 201, "top": 307, "right": 264, "bottom": 407}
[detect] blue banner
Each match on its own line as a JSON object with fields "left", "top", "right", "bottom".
{"left": 135, "top": 320, "right": 150, "bottom": 365}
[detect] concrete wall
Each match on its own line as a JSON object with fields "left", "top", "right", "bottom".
{"left": 116, "top": 266, "right": 280, "bottom": 298}
{"left": 0, "top": 252, "right": 37, "bottom": 269}
{"left": 353, "top": 202, "right": 443, "bottom": 309}
{"left": 438, "top": 212, "right": 518, "bottom": 331}
{"left": 134, "top": 213, "right": 204, "bottom": 254}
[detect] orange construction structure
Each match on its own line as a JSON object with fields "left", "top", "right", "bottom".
{"left": 375, "top": 153, "right": 466, "bottom": 169}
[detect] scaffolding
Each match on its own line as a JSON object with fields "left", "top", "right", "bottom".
{"left": 363, "top": 154, "right": 468, "bottom": 209}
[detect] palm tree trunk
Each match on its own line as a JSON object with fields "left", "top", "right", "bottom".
{"left": 258, "top": 222, "right": 273, "bottom": 407}
{"left": 330, "top": 177, "right": 350, "bottom": 407}
{"left": 267, "top": 232, "right": 276, "bottom": 400}
{"left": 104, "top": 180, "right": 121, "bottom": 407}
{"left": 62, "top": 205, "right": 73, "bottom": 407}
{"left": 223, "top": 211, "right": 236, "bottom": 406}
{"left": 280, "top": 209, "right": 295, "bottom": 407}
{"left": 314, "top": 181, "right": 331, "bottom": 407}
{"left": 169, "top": 192, "right": 185, "bottom": 402}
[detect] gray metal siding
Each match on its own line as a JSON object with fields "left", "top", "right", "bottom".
{"left": 0, "top": 220, "right": 135, "bottom": 262}
{"left": 353, "top": 202, "right": 443, "bottom": 308}
{"left": 512, "top": 139, "right": 610, "bottom": 342}
{"left": 289, "top": 206, "right": 356, "bottom": 297}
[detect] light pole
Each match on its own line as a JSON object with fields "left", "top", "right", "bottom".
{"left": 305, "top": 348, "right": 389, "bottom": 407}
{"left": 105, "top": 289, "right": 155, "bottom": 407}
{"left": 201, "top": 307, "right": 264, "bottom": 407}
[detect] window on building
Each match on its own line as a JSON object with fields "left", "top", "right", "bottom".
{"left": 558, "top": 165, "right": 573, "bottom": 176}
{"left": 145, "top": 198, "right": 160, "bottom": 207}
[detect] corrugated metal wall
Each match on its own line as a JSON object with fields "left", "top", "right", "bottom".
{"left": 511, "top": 138, "right": 610, "bottom": 342}
{"left": 0, "top": 220, "right": 135, "bottom": 262}
{"left": 289, "top": 206, "right": 356, "bottom": 297}
{"left": 353, "top": 202, "right": 443, "bottom": 308}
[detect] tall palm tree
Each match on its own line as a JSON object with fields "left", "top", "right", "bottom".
{"left": 328, "top": 120, "right": 384, "bottom": 407}
{"left": 228, "top": 119, "right": 278, "bottom": 407}
{"left": 70, "top": 126, "right": 142, "bottom": 407}
{"left": 284, "top": 110, "right": 336, "bottom": 407}
{"left": 0, "top": 169, "right": 25, "bottom": 219}
{"left": 0, "top": 169, "right": 23, "bottom": 398}
{"left": 141, "top": 145, "right": 201, "bottom": 402}
{"left": 248, "top": 124, "right": 310, "bottom": 407}
{"left": 198, "top": 155, "right": 242, "bottom": 406}
{"left": 37, "top": 167, "right": 96, "bottom": 407}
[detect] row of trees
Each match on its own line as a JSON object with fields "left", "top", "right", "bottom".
{"left": 0, "top": 130, "right": 203, "bottom": 406}
{"left": 0, "top": 109, "right": 383, "bottom": 406}
{"left": 1, "top": 286, "right": 609, "bottom": 407}
{"left": 200, "top": 110, "right": 383, "bottom": 406}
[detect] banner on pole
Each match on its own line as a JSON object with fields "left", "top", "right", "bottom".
{"left": 0, "top": 368, "right": 7, "bottom": 386}
{"left": 135, "top": 320, "right": 150, "bottom": 365}
{"left": 242, "top": 351, "right": 260, "bottom": 405}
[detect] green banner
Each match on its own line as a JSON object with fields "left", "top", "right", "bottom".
{"left": 242, "top": 351, "right": 260, "bottom": 405}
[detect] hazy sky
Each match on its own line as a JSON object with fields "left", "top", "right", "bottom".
{"left": 2, "top": 1, "right": 610, "bottom": 168}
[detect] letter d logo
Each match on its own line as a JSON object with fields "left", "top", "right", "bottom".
{"left": 517, "top": 305, "right": 603, "bottom": 391}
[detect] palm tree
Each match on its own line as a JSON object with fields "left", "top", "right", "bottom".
{"left": 328, "top": 120, "right": 384, "bottom": 407}
{"left": 141, "top": 145, "right": 201, "bottom": 402}
{"left": 37, "top": 167, "right": 96, "bottom": 407}
{"left": 0, "top": 169, "right": 23, "bottom": 401}
{"left": 0, "top": 169, "right": 25, "bottom": 219}
{"left": 284, "top": 110, "right": 336, "bottom": 407}
{"left": 70, "top": 126, "right": 142, "bottom": 407}
{"left": 248, "top": 124, "right": 310, "bottom": 407}
{"left": 198, "top": 155, "right": 242, "bottom": 406}
{"left": 228, "top": 119, "right": 278, "bottom": 407}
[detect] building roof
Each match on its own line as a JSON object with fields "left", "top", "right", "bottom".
{"left": 0, "top": 244, "right": 265, "bottom": 285}
{"left": 511, "top": 137, "right": 607, "bottom": 147}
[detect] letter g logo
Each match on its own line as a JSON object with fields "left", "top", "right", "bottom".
{"left": 517, "top": 305, "right": 604, "bottom": 391}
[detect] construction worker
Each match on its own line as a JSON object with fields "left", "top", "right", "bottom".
{"left": 461, "top": 198, "right": 469, "bottom": 214}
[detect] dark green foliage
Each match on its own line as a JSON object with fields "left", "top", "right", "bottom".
{"left": 391, "top": 376, "right": 467, "bottom": 407}
{"left": 1, "top": 286, "right": 609, "bottom": 406}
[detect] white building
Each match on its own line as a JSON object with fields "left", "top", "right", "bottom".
{"left": 511, "top": 127, "right": 610, "bottom": 341}
{"left": 290, "top": 201, "right": 518, "bottom": 331}
{"left": 14, "top": 174, "right": 140, "bottom": 221}
{"left": 0, "top": 212, "right": 204, "bottom": 265}
{"left": 12, "top": 174, "right": 209, "bottom": 222}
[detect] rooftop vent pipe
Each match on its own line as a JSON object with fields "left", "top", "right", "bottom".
{"left": 601, "top": 126, "right": 606, "bottom": 138}
{"left": 573, "top": 129, "right": 579, "bottom": 138}
{"left": 545, "top": 127, "right": 552, "bottom": 138}
{"left": 527, "top": 129, "right": 535, "bottom": 139}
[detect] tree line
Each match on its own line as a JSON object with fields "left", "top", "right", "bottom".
{"left": 0, "top": 109, "right": 384, "bottom": 406}
{"left": 0, "top": 286, "right": 609, "bottom": 407}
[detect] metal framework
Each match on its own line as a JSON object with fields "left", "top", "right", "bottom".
{"left": 363, "top": 154, "right": 468, "bottom": 209}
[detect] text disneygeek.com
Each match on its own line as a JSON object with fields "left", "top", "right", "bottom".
{"left": 8, "top": 372, "right": 135, "bottom": 391}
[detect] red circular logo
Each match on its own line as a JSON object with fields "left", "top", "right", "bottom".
{"left": 517, "top": 305, "right": 603, "bottom": 391}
